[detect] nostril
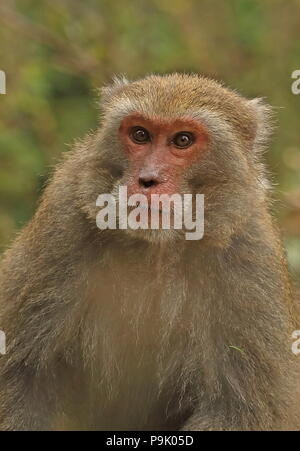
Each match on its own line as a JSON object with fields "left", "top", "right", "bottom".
{"left": 138, "top": 177, "right": 158, "bottom": 188}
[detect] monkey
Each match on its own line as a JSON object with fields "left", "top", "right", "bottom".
{"left": 0, "top": 73, "right": 299, "bottom": 431}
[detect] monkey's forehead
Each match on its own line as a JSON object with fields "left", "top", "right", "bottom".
{"left": 103, "top": 74, "right": 247, "bottom": 114}
{"left": 101, "top": 74, "right": 258, "bottom": 141}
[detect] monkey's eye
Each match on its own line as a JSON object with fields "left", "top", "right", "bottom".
{"left": 173, "top": 132, "right": 194, "bottom": 149}
{"left": 130, "top": 127, "right": 150, "bottom": 144}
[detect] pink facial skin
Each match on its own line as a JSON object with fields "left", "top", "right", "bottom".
{"left": 119, "top": 114, "right": 209, "bottom": 199}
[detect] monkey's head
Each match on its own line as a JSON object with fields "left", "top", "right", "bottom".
{"left": 78, "top": 74, "right": 273, "bottom": 246}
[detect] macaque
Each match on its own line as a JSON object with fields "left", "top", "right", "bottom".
{"left": 0, "top": 74, "right": 299, "bottom": 431}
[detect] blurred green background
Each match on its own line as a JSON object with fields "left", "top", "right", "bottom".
{"left": 0, "top": 0, "right": 299, "bottom": 279}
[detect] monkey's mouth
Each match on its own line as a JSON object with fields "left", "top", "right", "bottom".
{"left": 122, "top": 204, "right": 182, "bottom": 232}
{"left": 127, "top": 203, "right": 177, "bottom": 216}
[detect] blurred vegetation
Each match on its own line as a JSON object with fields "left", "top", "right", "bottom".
{"left": 0, "top": 0, "right": 299, "bottom": 279}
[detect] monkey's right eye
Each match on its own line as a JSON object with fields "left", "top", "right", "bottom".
{"left": 130, "top": 127, "right": 150, "bottom": 144}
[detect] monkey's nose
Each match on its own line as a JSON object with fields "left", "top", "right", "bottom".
{"left": 138, "top": 177, "right": 159, "bottom": 189}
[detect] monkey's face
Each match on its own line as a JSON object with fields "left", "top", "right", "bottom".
{"left": 94, "top": 74, "right": 270, "bottom": 245}
{"left": 118, "top": 114, "right": 208, "bottom": 197}
{"left": 110, "top": 113, "right": 209, "bottom": 242}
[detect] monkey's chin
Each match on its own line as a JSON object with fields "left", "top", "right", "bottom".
{"left": 123, "top": 227, "right": 183, "bottom": 244}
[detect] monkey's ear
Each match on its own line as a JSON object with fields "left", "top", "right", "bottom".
{"left": 247, "top": 98, "right": 274, "bottom": 152}
{"left": 99, "top": 76, "right": 129, "bottom": 105}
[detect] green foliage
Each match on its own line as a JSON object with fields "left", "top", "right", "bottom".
{"left": 0, "top": 0, "right": 299, "bottom": 277}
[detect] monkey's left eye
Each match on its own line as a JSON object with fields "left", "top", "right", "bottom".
{"left": 173, "top": 132, "right": 194, "bottom": 149}
{"left": 130, "top": 127, "right": 150, "bottom": 144}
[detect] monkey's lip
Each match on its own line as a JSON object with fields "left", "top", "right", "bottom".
{"left": 127, "top": 204, "right": 163, "bottom": 214}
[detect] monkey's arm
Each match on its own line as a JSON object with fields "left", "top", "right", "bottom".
{"left": 182, "top": 220, "right": 299, "bottom": 431}
{"left": 0, "top": 173, "right": 95, "bottom": 430}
